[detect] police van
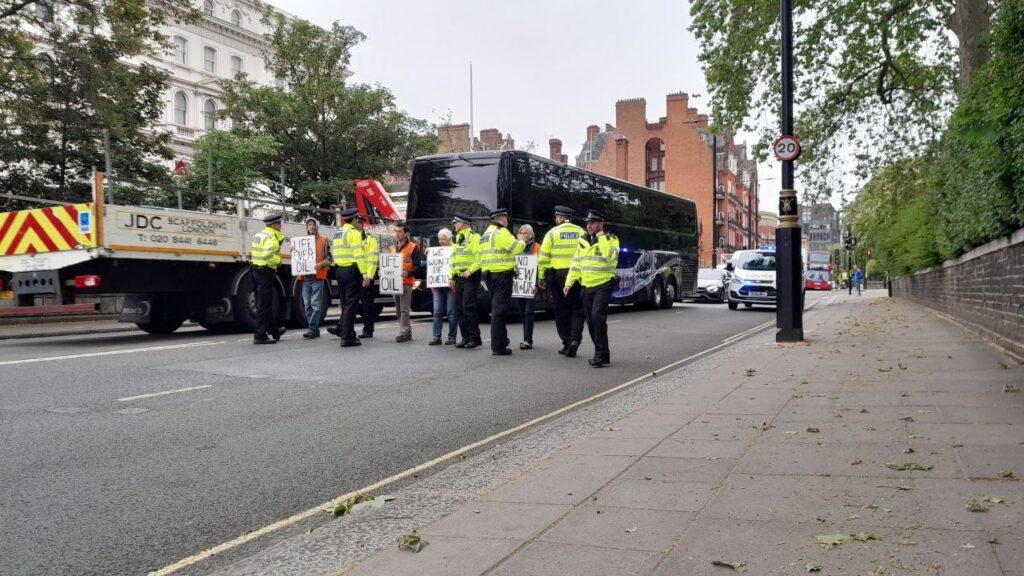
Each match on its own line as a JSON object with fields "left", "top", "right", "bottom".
{"left": 725, "top": 248, "right": 806, "bottom": 310}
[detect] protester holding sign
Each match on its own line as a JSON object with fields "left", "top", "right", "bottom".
{"left": 389, "top": 221, "right": 425, "bottom": 343}
{"left": 297, "top": 218, "right": 332, "bottom": 339}
{"left": 428, "top": 229, "right": 457, "bottom": 346}
{"left": 515, "top": 225, "right": 540, "bottom": 349}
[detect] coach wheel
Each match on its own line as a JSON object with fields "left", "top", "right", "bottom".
{"left": 660, "top": 279, "right": 676, "bottom": 309}
{"left": 136, "top": 318, "right": 184, "bottom": 334}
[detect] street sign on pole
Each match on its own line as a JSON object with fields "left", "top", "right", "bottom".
{"left": 773, "top": 135, "right": 802, "bottom": 162}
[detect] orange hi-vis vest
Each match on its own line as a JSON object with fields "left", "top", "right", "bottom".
{"left": 299, "top": 235, "right": 332, "bottom": 282}
{"left": 390, "top": 240, "right": 419, "bottom": 286}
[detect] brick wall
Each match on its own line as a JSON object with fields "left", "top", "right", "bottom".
{"left": 892, "top": 227, "right": 1024, "bottom": 362}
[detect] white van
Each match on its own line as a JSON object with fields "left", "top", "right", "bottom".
{"left": 725, "top": 249, "right": 805, "bottom": 310}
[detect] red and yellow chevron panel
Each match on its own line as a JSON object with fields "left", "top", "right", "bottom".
{"left": 0, "top": 203, "right": 96, "bottom": 255}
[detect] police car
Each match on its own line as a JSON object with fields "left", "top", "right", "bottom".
{"left": 725, "top": 248, "right": 805, "bottom": 310}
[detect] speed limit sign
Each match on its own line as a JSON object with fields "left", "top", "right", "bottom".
{"left": 773, "top": 135, "right": 802, "bottom": 162}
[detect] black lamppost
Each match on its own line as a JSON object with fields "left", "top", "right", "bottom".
{"left": 775, "top": 0, "right": 803, "bottom": 341}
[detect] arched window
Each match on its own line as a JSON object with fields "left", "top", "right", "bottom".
{"left": 203, "top": 46, "right": 216, "bottom": 73}
{"left": 230, "top": 9, "right": 241, "bottom": 26}
{"left": 203, "top": 0, "right": 214, "bottom": 16}
{"left": 173, "top": 36, "right": 188, "bottom": 65}
{"left": 230, "top": 55, "right": 243, "bottom": 75}
{"left": 203, "top": 99, "right": 217, "bottom": 131}
{"left": 173, "top": 92, "right": 188, "bottom": 125}
{"left": 645, "top": 138, "right": 665, "bottom": 192}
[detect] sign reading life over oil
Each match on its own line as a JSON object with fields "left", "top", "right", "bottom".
{"left": 107, "top": 205, "right": 241, "bottom": 253}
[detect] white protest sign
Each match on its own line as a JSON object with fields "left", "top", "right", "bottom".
{"left": 378, "top": 252, "right": 403, "bottom": 295}
{"left": 512, "top": 254, "right": 538, "bottom": 299}
{"left": 290, "top": 235, "right": 317, "bottom": 276}
{"left": 426, "top": 246, "right": 452, "bottom": 288}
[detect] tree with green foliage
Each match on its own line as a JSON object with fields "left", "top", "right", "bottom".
{"left": 182, "top": 131, "right": 280, "bottom": 212}
{"left": 221, "top": 15, "right": 435, "bottom": 213}
{"left": 689, "top": 0, "right": 994, "bottom": 200}
{"left": 0, "top": 0, "right": 198, "bottom": 207}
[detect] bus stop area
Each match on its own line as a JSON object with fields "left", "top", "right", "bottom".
{"left": 204, "top": 291, "right": 1023, "bottom": 576}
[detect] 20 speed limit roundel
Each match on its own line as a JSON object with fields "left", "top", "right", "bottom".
{"left": 773, "top": 135, "right": 801, "bottom": 162}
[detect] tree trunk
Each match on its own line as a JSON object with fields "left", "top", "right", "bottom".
{"left": 950, "top": 0, "right": 992, "bottom": 91}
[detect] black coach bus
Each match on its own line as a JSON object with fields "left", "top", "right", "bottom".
{"left": 405, "top": 150, "right": 700, "bottom": 312}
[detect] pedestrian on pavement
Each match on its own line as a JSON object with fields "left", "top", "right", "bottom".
{"left": 479, "top": 208, "right": 525, "bottom": 356}
{"left": 430, "top": 228, "right": 458, "bottom": 346}
{"left": 449, "top": 213, "right": 483, "bottom": 349}
{"left": 846, "top": 269, "right": 854, "bottom": 295}
{"left": 299, "top": 217, "right": 332, "bottom": 339}
{"left": 537, "top": 205, "right": 585, "bottom": 357}
{"left": 565, "top": 209, "right": 619, "bottom": 367}
{"left": 390, "top": 221, "right": 425, "bottom": 342}
{"left": 249, "top": 213, "right": 287, "bottom": 345}
{"left": 853, "top": 264, "right": 864, "bottom": 296}
{"left": 517, "top": 224, "right": 540, "bottom": 350}
{"left": 359, "top": 227, "right": 380, "bottom": 339}
{"left": 329, "top": 207, "right": 368, "bottom": 347}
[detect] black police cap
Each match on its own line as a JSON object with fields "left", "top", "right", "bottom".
{"left": 554, "top": 205, "right": 576, "bottom": 217}
{"left": 451, "top": 213, "right": 472, "bottom": 225}
{"left": 340, "top": 207, "right": 363, "bottom": 221}
{"left": 262, "top": 213, "right": 283, "bottom": 224}
{"left": 489, "top": 208, "right": 509, "bottom": 219}
{"left": 584, "top": 209, "right": 605, "bottom": 222}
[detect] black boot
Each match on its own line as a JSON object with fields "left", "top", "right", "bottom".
{"left": 565, "top": 340, "right": 580, "bottom": 358}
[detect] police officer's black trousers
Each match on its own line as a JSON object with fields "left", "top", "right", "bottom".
{"left": 488, "top": 270, "right": 513, "bottom": 351}
{"left": 549, "top": 268, "right": 584, "bottom": 346}
{"left": 584, "top": 281, "right": 613, "bottom": 362}
{"left": 335, "top": 264, "right": 362, "bottom": 341}
{"left": 455, "top": 272, "right": 481, "bottom": 341}
{"left": 360, "top": 277, "right": 378, "bottom": 336}
{"left": 251, "top": 266, "right": 277, "bottom": 339}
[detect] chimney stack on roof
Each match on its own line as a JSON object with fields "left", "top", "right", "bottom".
{"left": 586, "top": 125, "right": 600, "bottom": 142}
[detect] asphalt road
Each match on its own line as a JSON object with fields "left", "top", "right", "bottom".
{"left": 0, "top": 296, "right": 801, "bottom": 576}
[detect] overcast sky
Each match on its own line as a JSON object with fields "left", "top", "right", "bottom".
{"left": 267, "top": 0, "right": 782, "bottom": 212}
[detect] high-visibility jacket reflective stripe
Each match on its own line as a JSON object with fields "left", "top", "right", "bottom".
{"left": 450, "top": 227, "right": 481, "bottom": 277}
{"left": 389, "top": 241, "right": 419, "bottom": 286}
{"left": 478, "top": 224, "right": 524, "bottom": 272}
{"left": 363, "top": 234, "right": 379, "bottom": 278}
{"left": 567, "top": 233, "right": 620, "bottom": 288}
{"left": 250, "top": 226, "right": 284, "bottom": 269}
{"left": 537, "top": 221, "right": 584, "bottom": 277}
{"left": 331, "top": 224, "right": 366, "bottom": 273}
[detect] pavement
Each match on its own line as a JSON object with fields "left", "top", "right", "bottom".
{"left": 202, "top": 290, "right": 1023, "bottom": 576}
{"left": 0, "top": 296, "right": 779, "bottom": 576}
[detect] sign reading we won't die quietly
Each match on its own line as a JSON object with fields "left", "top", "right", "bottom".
{"left": 290, "top": 235, "right": 317, "bottom": 276}
{"left": 512, "top": 254, "right": 538, "bottom": 299}
{"left": 426, "top": 246, "right": 452, "bottom": 288}
{"left": 378, "top": 253, "right": 403, "bottom": 295}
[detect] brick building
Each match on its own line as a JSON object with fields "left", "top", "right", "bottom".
{"left": 757, "top": 210, "right": 778, "bottom": 247}
{"left": 572, "top": 93, "right": 759, "bottom": 268}
{"left": 801, "top": 203, "right": 841, "bottom": 252}
{"left": 436, "top": 123, "right": 514, "bottom": 154}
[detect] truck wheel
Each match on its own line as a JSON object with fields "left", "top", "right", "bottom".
{"left": 198, "top": 321, "right": 237, "bottom": 334}
{"left": 728, "top": 301, "right": 738, "bottom": 310}
{"left": 232, "top": 272, "right": 277, "bottom": 332}
{"left": 642, "top": 278, "right": 664, "bottom": 310}
{"left": 136, "top": 318, "right": 184, "bottom": 334}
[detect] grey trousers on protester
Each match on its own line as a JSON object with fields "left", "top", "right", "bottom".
{"left": 394, "top": 284, "right": 413, "bottom": 336}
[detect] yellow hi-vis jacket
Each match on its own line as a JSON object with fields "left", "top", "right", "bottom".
{"left": 250, "top": 226, "right": 285, "bottom": 269}
{"left": 331, "top": 223, "right": 367, "bottom": 274}
{"left": 537, "top": 221, "right": 584, "bottom": 278}
{"left": 450, "top": 227, "right": 481, "bottom": 278}
{"left": 363, "top": 234, "right": 379, "bottom": 278}
{"left": 567, "top": 232, "right": 620, "bottom": 288}
{"left": 478, "top": 223, "right": 524, "bottom": 273}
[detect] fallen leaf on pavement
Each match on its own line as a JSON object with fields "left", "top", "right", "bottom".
{"left": 815, "top": 533, "right": 879, "bottom": 548}
{"left": 625, "top": 526, "right": 638, "bottom": 533}
{"left": 886, "top": 462, "right": 934, "bottom": 471}
{"left": 711, "top": 559, "right": 745, "bottom": 570}
{"left": 961, "top": 543, "right": 976, "bottom": 549}
{"left": 996, "top": 470, "right": 1014, "bottom": 478}
{"left": 397, "top": 532, "right": 425, "bottom": 552}
{"left": 332, "top": 493, "right": 372, "bottom": 517}
{"left": 876, "top": 485, "right": 913, "bottom": 491}
{"left": 807, "top": 427, "right": 820, "bottom": 433}
{"left": 1003, "top": 383, "right": 1019, "bottom": 393}
{"left": 859, "top": 408, "right": 870, "bottom": 413}
{"left": 898, "top": 416, "right": 915, "bottom": 423}
{"left": 988, "top": 537, "right": 1000, "bottom": 544}
{"left": 850, "top": 459, "right": 863, "bottom": 465}
{"left": 460, "top": 454, "right": 470, "bottom": 460}
{"left": 904, "top": 448, "right": 915, "bottom": 454}
{"left": 965, "top": 499, "right": 986, "bottom": 512}
{"left": 806, "top": 563, "right": 823, "bottom": 572}
{"left": 745, "top": 368, "right": 757, "bottom": 377}
{"left": 877, "top": 367, "right": 892, "bottom": 372}
{"left": 982, "top": 496, "right": 1006, "bottom": 504}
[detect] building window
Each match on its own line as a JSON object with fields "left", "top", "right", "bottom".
{"left": 203, "top": 99, "right": 216, "bottom": 131}
{"left": 230, "top": 9, "right": 241, "bottom": 26}
{"left": 230, "top": 55, "right": 243, "bottom": 75}
{"left": 203, "top": 0, "right": 214, "bottom": 16}
{"left": 173, "top": 91, "right": 188, "bottom": 125}
{"left": 645, "top": 137, "right": 665, "bottom": 192}
{"left": 203, "top": 46, "right": 216, "bottom": 73}
{"left": 173, "top": 36, "right": 188, "bottom": 65}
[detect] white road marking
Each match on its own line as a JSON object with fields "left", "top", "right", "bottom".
{"left": 0, "top": 341, "right": 225, "bottom": 367}
{"left": 117, "top": 385, "right": 212, "bottom": 403}
{"left": 147, "top": 320, "right": 776, "bottom": 576}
